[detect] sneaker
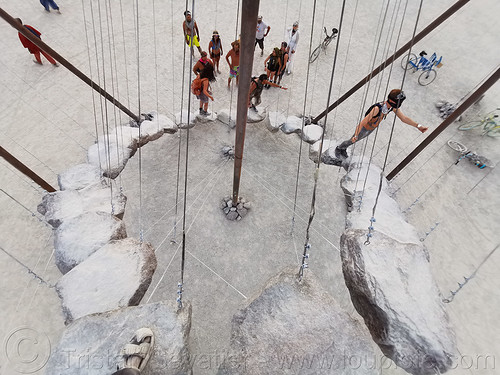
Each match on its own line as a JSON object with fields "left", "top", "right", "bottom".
{"left": 33, "top": 60, "right": 43, "bottom": 65}
{"left": 260, "top": 50, "right": 263, "bottom": 57}
{"left": 335, "top": 147, "right": 348, "bottom": 159}
{"left": 201, "top": 109, "right": 210, "bottom": 116}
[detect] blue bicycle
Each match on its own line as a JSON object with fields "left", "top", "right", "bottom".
{"left": 401, "top": 50, "right": 443, "bottom": 86}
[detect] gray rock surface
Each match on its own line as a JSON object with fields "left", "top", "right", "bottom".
{"left": 266, "top": 111, "right": 286, "bottom": 132}
{"left": 196, "top": 112, "right": 218, "bottom": 123}
{"left": 140, "top": 119, "right": 165, "bottom": 142}
{"left": 38, "top": 182, "right": 127, "bottom": 228}
{"left": 217, "top": 109, "right": 236, "bottom": 128}
{"left": 58, "top": 163, "right": 102, "bottom": 190}
{"left": 309, "top": 139, "right": 337, "bottom": 163}
{"left": 301, "top": 124, "right": 324, "bottom": 143}
{"left": 45, "top": 301, "right": 192, "bottom": 375}
{"left": 176, "top": 109, "right": 197, "bottom": 128}
{"left": 218, "top": 267, "right": 377, "bottom": 375}
{"left": 339, "top": 161, "right": 456, "bottom": 374}
{"left": 281, "top": 115, "right": 304, "bottom": 134}
{"left": 87, "top": 139, "right": 133, "bottom": 179}
{"left": 247, "top": 108, "right": 266, "bottom": 123}
{"left": 148, "top": 110, "right": 178, "bottom": 134}
{"left": 56, "top": 238, "right": 157, "bottom": 324}
{"left": 340, "top": 229, "right": 456, "bottom": 375}
{"left": 54, "top": 211, "right": 127, "bottom": 274}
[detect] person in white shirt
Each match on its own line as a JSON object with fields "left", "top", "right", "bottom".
{"left": 285, "top": 21, "right": 300, "bottom": 74}
{"left": 255, "top": 15, "right": 270, "bottom": 56}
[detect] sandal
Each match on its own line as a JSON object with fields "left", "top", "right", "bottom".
{"left": 120, "top": 328, "right": 155, "bottom": 371}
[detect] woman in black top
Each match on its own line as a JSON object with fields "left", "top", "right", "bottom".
{"left": 263, "top": 48, "right": 282, "bottom": 86}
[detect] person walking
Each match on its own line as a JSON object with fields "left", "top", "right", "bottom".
{"left": 226, "top": 40, "right": 240, "bottom": 88}
{"left": 208, "top": 31, "right": 223, "bottom": 75}
{"left": 277, "top": 42, "right": 289, "bottom": 85}
{"left": 183, "top": 10, "right": 202, "bottom": 55}
{"left": 263, "top": 47, "right": 282, "bottom": 87}
{"left": 248, "top": 74, "right": 287, "bottom": 111}
{"left": 255, "top": 16, "right": 270, "bottom": 57}
{"left": 40, "top": 0, "right": 61, "bottom": 13}
{"left": 335, "top": 89, "right": 428, "bottom": 159}
{"left": 16, "top": 18, "right": 58, "bottom": 66}
{"left": 285, "top": 21, "right": 300, "bottom": 74}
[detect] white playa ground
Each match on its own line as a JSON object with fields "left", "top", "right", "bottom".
{"left": 0, "top": 0, "right": 499, "bottom": 374}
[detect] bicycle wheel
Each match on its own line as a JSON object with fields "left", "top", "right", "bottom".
{"left": 447, "top": 140, "right": 467, "bottom": 153}
{"left": 401, "top": 53, "right": 417, "bottom": 70}
{"left": 309, "top": 46, "right": 321, "bottom": 63}
{"left": 484, "top": 122, "right": 500, "bottom": 137}
{"left": 418, "top": 69, "right": 437, "bottom": 85}
{"left": 458, "top": 120, "right": 484, "bottom": 131}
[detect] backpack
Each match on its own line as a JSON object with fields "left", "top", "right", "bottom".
{"left": 191, "top": 77, "right": 207, "bottom": 96}
{"left": 364, "top": 102, "right": 392, "bottom": 118}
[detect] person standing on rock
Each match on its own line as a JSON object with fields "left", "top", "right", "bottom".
{"left": 226, "top": 40, "right": 240, "bottom": 88}
{"left": 15, "top": 18, "right": 58, "bottom": 66}
{"left": 335, "top": 90, "right": 428, "bottom": 159}
{"left": 263, "top": 47, "right": 282, "bottom": 87}
{"left": 183, "top": 10, "right": 202, "bottom": 55}
{"left": 248, "top": 74, "right": 287, "bottom": 112}
{"left": 193, "top": 62, "right": 216, "bottom": 116}
{"left": 255, "top": 15, "right": 270, "bottom": 57}
{"left": 192, "top": 51, "right": 213, "bottom": 75}
{"left": 285, "top": 21, "right": 300, "bottom": 74}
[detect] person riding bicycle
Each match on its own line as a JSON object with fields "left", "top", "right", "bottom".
{"left": 335, "top": 89, "right": 428, "bottom": 159}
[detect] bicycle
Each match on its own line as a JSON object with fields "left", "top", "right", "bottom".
{"left": 401, "top": 50, "right": 443, "bottom": 86}
{"left": 309, "top": 27, "right": 338, "bottom": 63}
{"left": 457, "top": 108, "right": 500, "bottom": 137}
{"left": 447, "top": 140, "right": 493, "bottom": 169}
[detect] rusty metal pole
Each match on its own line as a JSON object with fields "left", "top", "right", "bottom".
{"left": 387, "top": 66, "right": 500, "bottom": 181}
{"left": 0, "top": 146, "right": 56, "bottom": 192}
{"left": 312, "top": 0, "right": 471, "bottom": 124}
{"left": 0, "top": 8, "right": 140, "bottom": 123}
{"left": 231, "top": 0, "right": 260, "bottom": 205}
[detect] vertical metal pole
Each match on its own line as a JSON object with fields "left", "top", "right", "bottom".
{"left": 387, "top": 66, "right": 500, "bottom": 180}
{"left": 0, "top": 8, "right": 140, "bottom": 123}
{"left": 232, "top": 0, "right": 260, "bottom": 205}
{"left": 311, "top": 0, "right": 471, "bottom": 124}
{"left": 0, "top": 146, "right": 56, "bottom": 192}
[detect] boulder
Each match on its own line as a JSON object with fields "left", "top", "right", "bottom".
{"left": 58, "top": 163, "right": 102, "bottom": 191}
{"left": 301, "top": 125, "right": 324, "bottom": 144}
{"left": 267, "top": 111, "right": 286, "bottom": 132}
{"left": 56, "top": 238, "right": 157, "bottom": 324}
{"left": 176, "top": 110, "right": 197, "bottom": 129}
{"left": 38, "top": 182, "right": 127, "bottom": 228}
{"left": 54, "top": 211, "right": 127, "bottom": 274}
{"left": 45, "top": 301, "right": 192, "bottom": 375}
{"left": 247, "top": 108, "right": 266, "bottom": 123}
{"left": 140, "top": 119, "right": 164, "bottom": 142}
{"left": 217, "top": 267, "right": 377, "bottom": 375}
{"left": 196, "top": 112, "right": 218, "bottom": 123}
{"left": 309, "top": 139, "right": 338, "bottom": 163}
{"left": 116, "top": 126, "right": 141, "bottom": 150}
{"left": 281, "top": 115, "right": 303, "bottom": 134}
{"left": 340, "top": 229, "right": 456, "bottom": 375}
{"left": 87, "top": 140, "right": 132, "bottom": 179}
{"left": 148, "top": 110, "right": 178, "bottom": 134}
{"left": 217, "top": 109, "right": 236, "bottom": 129}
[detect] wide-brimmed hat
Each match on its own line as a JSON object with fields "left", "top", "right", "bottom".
{"left": 213, "top": 30, "right": 219, "bottom": 36}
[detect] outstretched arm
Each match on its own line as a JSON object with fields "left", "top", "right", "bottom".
{"left": 395, "top": 109, "right": 428, "bottom": 133}
{"left": 263, "top": 80, "right": 287, "bottom": 90}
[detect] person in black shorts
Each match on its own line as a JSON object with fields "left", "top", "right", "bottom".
{"left": 277, "top": 42, "right": 289, "bottom": 85}
{"left": 263, "top": 47, "right": 282, "bottom": 87}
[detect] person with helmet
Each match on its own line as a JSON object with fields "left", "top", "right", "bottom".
{"left": 285, "top": 21, "right": 300, "bottom": 74}
{"left": 208, "top": 31, "right": 223, "bottom": 74}
{"left": 248, "top": 74, "right": 287, "bottom": 111}
{"left": 335, "top": 89, "right": 428, "bottom": 159}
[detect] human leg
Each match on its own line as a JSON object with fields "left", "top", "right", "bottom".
{"left": 32, "top": 51, "right": 43, "bottom": 64}
{"left": 287, "top": 52, "right": 295, "bottom": 74}
{"left": 40, "top": 50, "right": 57, "bottom": 65}
{"left": 47, "top": 0, "right": 59, "bottom": 10}
{"left": 40, "top": 0, "right": 50, "bottom": 11}
{"left": 336, "top": 127, "right": 372, "bottom": 158}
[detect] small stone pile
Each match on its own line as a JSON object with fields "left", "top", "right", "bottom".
{"left": 221, "top": 196, "right": 250, "bottom": 221}
{"left": 221, "top": 145, "right": 235, "bottom": 159}
{"left": 435, "top": 100, "right": 459, "bottom": 120}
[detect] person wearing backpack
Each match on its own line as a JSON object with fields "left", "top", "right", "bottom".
{"left": 248, "top": 74, "right": 287, "bottom": 111}
{"left": 335, "top": 90, "right": 428, "bottom": 159}
{"left": 263, "top": 47, "right": 282, "bottom": 88}
{"left": 192, "top": 62, "right": 216, "bottom": 116}
{"left": 15, "top": 18, "right": 58, "bottom": 66}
